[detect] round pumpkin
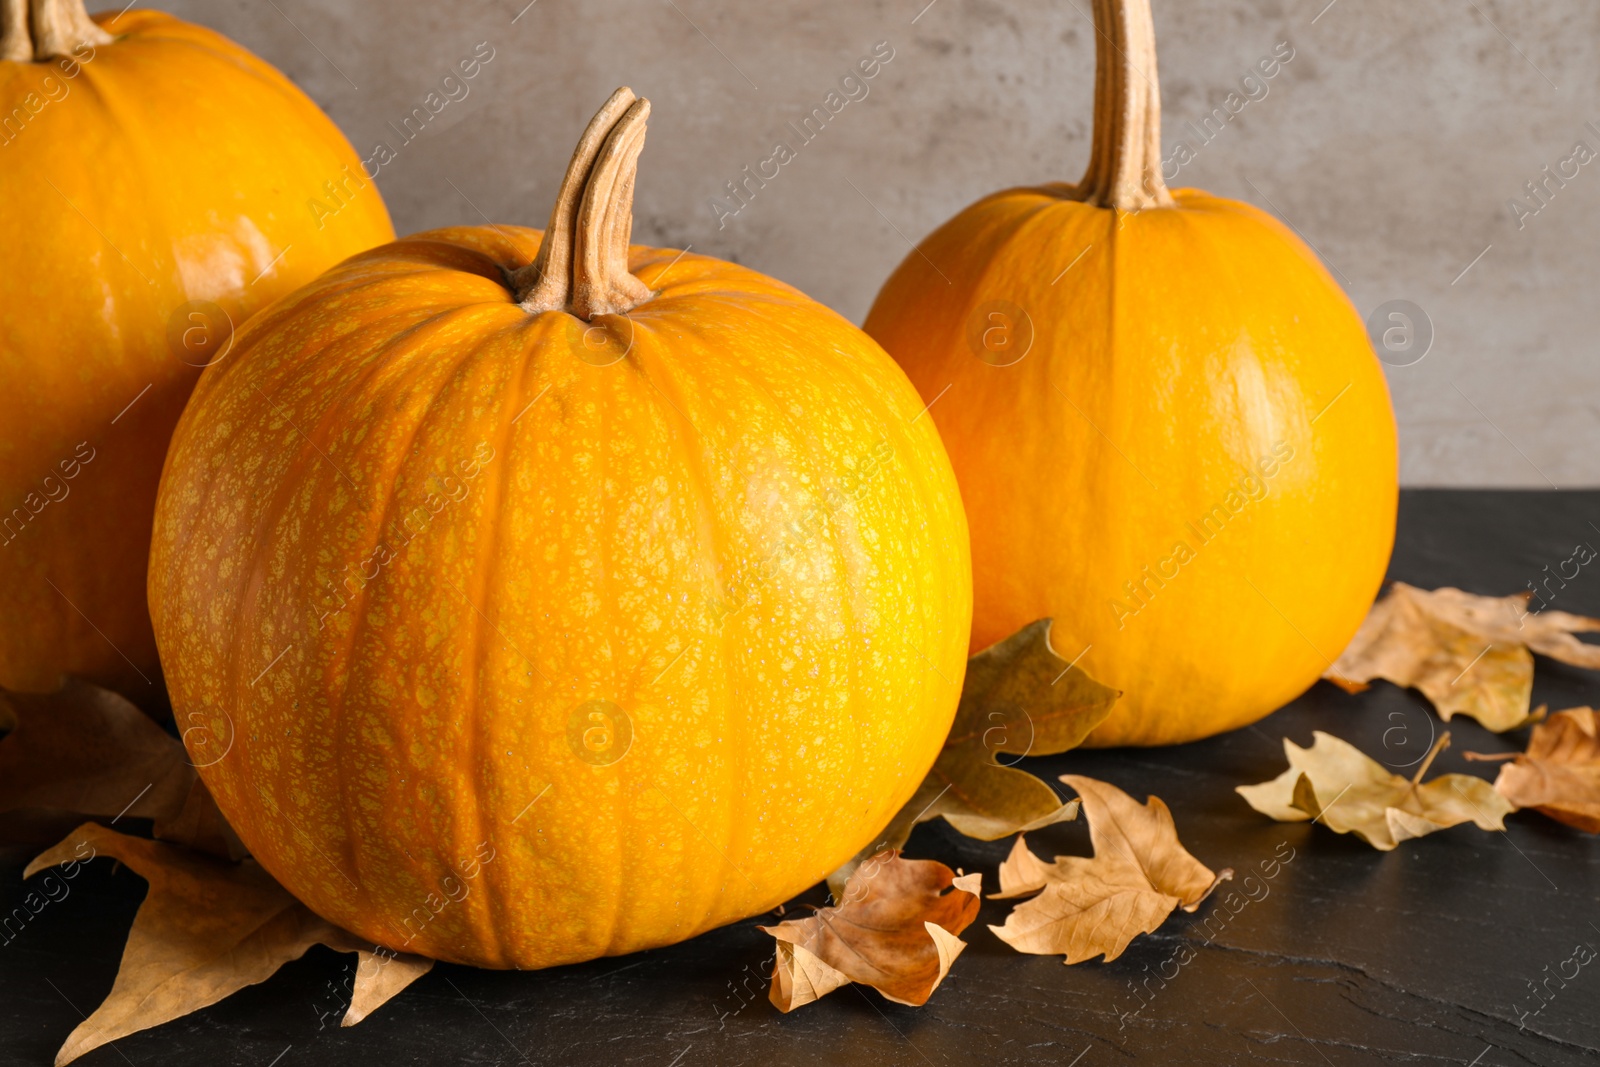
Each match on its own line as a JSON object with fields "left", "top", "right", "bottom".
{"left": 149, "top": 89, "right": 972, "bottom": 968}
{"left": 0, "top": 1, "right": 393, "bottom": 702}
{"left": 863, "top": 0, "right": 1397, "bottom": 746}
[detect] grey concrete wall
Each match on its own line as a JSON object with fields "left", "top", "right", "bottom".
{"left": 161, "top": 0, "right": 1600, "bottom": 486}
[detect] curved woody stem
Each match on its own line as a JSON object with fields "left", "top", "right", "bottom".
{"left": 512, "top": 87, "right": 654, "bottom": 319}
{"left": 2, "top": 0, "right": 113, "bottom": 63}
{"left": 1075, "top": 0, "right": 1174, "bottom": 210}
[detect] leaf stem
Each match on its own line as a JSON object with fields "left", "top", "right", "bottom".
{"left": 1411, "top": 731, "right": 1451, "bottom": 784}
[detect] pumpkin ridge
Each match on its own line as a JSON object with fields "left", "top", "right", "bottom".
{"left": 743, "top": 302, "right": 963, "bottom": 883}
{"left": 183, "top": 277, "right": 394, "bottom": 413}
{"left": 840, "top": 329, "right": 971, "bottom": 849}
{"left": 614, "top": 324, "right": 731, "bottom": 659}
{"left": 259, "top": 300, "right": 491, "bottom": 521}
{"left": 745, "top": 341, "right": 862, "bottom": 897}
{"left": 109, "top": 18, "right": 281, "bottom": 88}
{"left": 837, "top": 372, "right": 935, "bottom": 882}
{"left": 301, "top": 306, "right": 510, "bottom": 921}
{"left": 611, "top": 347, "right": 737, "bottom": 949}
{"left": 597, "top": 337, "right": 634, "bottom": 959}
{"left": 618, "top": 327, "right": 745, "bottom": 938}
{"left": 556, "top": 324, "right": 650, "bottom": 956}
{"left": 193, "top": 394, "right": 324, "bottom": 860}
{"left": 608, "top": 344, "right": 718, "bottom": 947}
{"left": 344, "top": 315, "right": 539, "bottom": 929}
{"left": 649, "top": 307, "right": 856, "bottom": 907}
{"left": 160, "top": 303, "right": 476, "bottom": 584}
{"left": 905, "top": 190, "right": 1060, "bottom": 382}
{"left": 448, "top": 317, "right": 536, "bottom": 966}
{"left": 467, "top": 313, "right": 572, "bottom": 966}
{"left": 219, "top": 419, "right": 337, "bottom": 827}
{"left": 623, "top": 315, "right": 838, "bottom": 932}
{"left": 1098, "top": 203, "right": 1130, "bottom": 556}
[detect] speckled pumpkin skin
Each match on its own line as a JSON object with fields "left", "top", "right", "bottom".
{"left": 865, "top": 186, "right": 1398, "bottom": 747}
{"left": 0, "top": 10, "right": 393, "bottom": 701}
{"left": 149, "top": 227, "right": 972, "bottom": 969}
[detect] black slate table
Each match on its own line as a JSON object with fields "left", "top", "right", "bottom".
{"left": 4, "top": 489, "right": 1599, "bottom": 1066}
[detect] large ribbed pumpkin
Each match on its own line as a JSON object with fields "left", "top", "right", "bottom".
{"left": 864, "top": 0, "right": 1397, "bottom": 747}
{"left": 0, "top": 2, "right": 393, "bottom": 702}
{"left": 149, "top": 90, "right": 971, "bottom": 968}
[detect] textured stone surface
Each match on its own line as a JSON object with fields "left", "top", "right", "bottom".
{"left": 149, "top": 0, "right": 1599, "bottom": 486}
{"left": 5, "top": 490, "right": 1599, "bottom": 1063}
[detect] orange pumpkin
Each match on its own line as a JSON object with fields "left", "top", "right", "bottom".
{"left": 864, "top": 0, "right": 1397, "bottom": 746}
{"left": 149, "top": 90, "right": 971, "bottom": 968}
{"left": 0, "top": 1, "right": 393, "bottom": 702}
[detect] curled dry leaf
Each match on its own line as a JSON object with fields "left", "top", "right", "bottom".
{"left": 762, "top": 852, "right": 980, "bottom": 1011}
{"left": 828, "top": 619, "right": 1119, "bottom": 896}
{"left": 1324, "top": 582, "right": 1600, "bottom": 732}
{"left": 988, "top": 776, "right": 1230, "bottom": 964}
{"left": 1237, "top": 731, "right": 1512, "bottom": 850}
{"left": 0, "top": 678, "right": 240, "bottom": 857}
{"left": 1467, "top": 706, "right": 1600, "bottom": 832}
{"left": 26, "top": 823, "right": 431, "bottom": 1065}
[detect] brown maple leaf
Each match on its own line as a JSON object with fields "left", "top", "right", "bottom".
{"left": 27, "top": 823, "right": 432, "bottom": 1065}
{"left": 988, "top": 776, "right": 1230, "bottom": 964}
{"left": 1324, "top": 583, "right": 1600, "bottom": 732}
{"left": 1237, "top": 731, "right": 1513, "bottom": 850}
{"left": 0, "top": 678, "right": 240, "bottom": 857}
{"left": 762, "top": 852, "right": 980, "bottom": 1010}
{"left": 829, "top": 620, "right": 1119, "bottom": 896}
{"left": 1466, "top": 706, "right": 1600, "bottom": 831}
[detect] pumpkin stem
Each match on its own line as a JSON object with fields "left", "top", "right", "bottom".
{"left": 513, "top": 87, "right": 654, "bottom": 319}
{"left": 1076, "top": 0, "right": 1174, "bottom": 210}
{"left": 1, "top": 0, "right": 113, "bottom": 63}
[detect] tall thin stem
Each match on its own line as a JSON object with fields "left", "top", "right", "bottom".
{"left": 1076, "top": 0, "right": 1174, "bottom": 210}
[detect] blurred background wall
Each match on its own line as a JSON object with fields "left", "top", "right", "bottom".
{"left": 162, "top": 0, "right": 1599, "bottom": 485}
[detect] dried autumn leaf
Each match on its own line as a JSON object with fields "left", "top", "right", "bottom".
{"left": 829, "top": 619, "right": 1119, "bottom": 895}
{"left": 1467, "top": 707, "right": 1600, "bottom": 832}
{"left": 0, "top": 678, "right": 240, "bottom": 857}
{"left": 26, "top": 823, "right": 431, "bottom": 1064}
{"left": 1324, "top": 582, "right": 1600, "bottom": 731}
{"left": 992, "top": 831, "right": 1057, "bottom": 899}
{"left": 1237, "top": 730, "right": 1512, "bottom": 850}
{"left": 988, "top": 776, "right": 1230, "bottom": 964}
{"left": 762, "top": 852, "right": 980, "bottom": 1010}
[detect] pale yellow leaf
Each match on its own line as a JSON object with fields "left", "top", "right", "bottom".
{"left": 989, "top": 777, "right": 1228, "bottom": 964}
{"left": 770, "top": 940, "right": 852, "bottom": 1010}
{"left": 1325, "top": 583, "right": 1600, "bottom": 731}
{"left": 1238, "top": 730, "right": 1513, "bottom": 850}
{"left": 992, "top": 833, "right": 1056, "bottom": 899}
